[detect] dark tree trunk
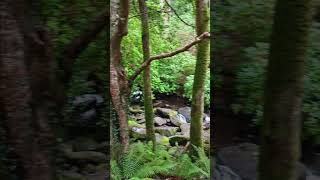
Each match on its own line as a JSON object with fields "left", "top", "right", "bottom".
{"left": 0, "top": 1, "right": 54, "bottom": 179}
{"left": 258, "top": 1, "right": 312, "bottom": 180}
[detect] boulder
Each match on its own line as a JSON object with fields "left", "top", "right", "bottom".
{"left": 75, "top": 109, "right": 97, "bottom": 127}
{"left": 155, "top": 133, "right": 170, "bottom": 146}
{"left": 178, "top": 107, "right": 211, "bottom": 123}
{"left": 131, "top": 91, "right": 143, "bottom": 104}
{"left": 180, "top": 123, "right": 190, "bottom": 136}
{"left": 58, "top": 171, "right": 86, "bottom": 180}
{"left": 169, "top": 135, "right": 189, "bottom": 146}
{"left": 155, "top": 126, "right": 179, "bottom": 136}
{"left": 72, "top": 94, "right": 104, "bottom": 107}
{"left": 154, "top": 116, "right": 167, "bottom": 126}
{"left": 203, "top": 130, "right": 210, "bottom": 144}
{"left": 307, "top": 175, "right": 320, "bottom": 180}
{"left": 131, "top": 127, "right": 146, "bottom": 139}
{"left": 64, "top": 151, "right": 107, "bottom": 163}
{"left": 178, "top": 107, "right": 192, "bottom": 122}
{"left": 83, "top": 164, "right": 96, "bottom": 174}
{"left": 216, "top": 143, "right": 312, "bottom": 180}
{"left": 156, "top": 108, "right": 178, "bottom": 119}
{"left": 129, "top": 105, "right": 143, "bottom": 113}
{"left": 171, "top": 114, "right": 187, "bottom": 126}
{"left": 211, "top": 164, "right": 242, "bottom": 180}
{"left": 71, "top": 137, "right": 99, "bottom": 152}
{"left": 128, "top": 120, "right": 144, "bottom": 129}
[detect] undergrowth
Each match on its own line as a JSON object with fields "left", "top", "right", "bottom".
{"left": 111, "top": 142, "right": 210, "bottom": 180}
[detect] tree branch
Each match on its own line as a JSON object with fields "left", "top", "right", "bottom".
{"left": 164, "top": 0, "right": 195, "bottom": 28}
{"left": 59, "top": 8, "right": 108, "bottom": 84}
{"left": 128, "top": 32, "right": 210, "bottom": 86}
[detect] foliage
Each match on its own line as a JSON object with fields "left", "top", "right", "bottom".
{"left": 184, "top": 70, "right": 211, "bottom": 107}
{"left": 123, "top": 0, "right": 201, "bottom": 99}
{"left": 111, "top": 142, "right": 210, "bottom": 179}
{"left": 232, "top": 24, "right": 320, "bottom": 144}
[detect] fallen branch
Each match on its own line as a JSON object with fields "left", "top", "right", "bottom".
{"left": 128, "top": 32, "right": 210, "bottom": 85}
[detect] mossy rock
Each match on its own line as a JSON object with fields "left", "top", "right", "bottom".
{"left": 155, "top": 126, "right": 179, "bottom": 136}
{"left": 128, "top": 119, "right": 144, "bottom": 129}
{"left": 169, "top": 135, "right": 189, "bottom": 146}
{"left": 129, "top": 105, "right": 143, "bottom": 113}
{"left": 155, "top": 133, "right": 170, "bottom": 146}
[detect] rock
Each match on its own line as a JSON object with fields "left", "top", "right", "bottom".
{"left": 211, "top": 164, "right": 242, "bottom": 180}
{"left": 64, "top": 151, "right": 107, "bottom": 163}
{"left": 156, "top": 108, "right": 178, "bottom": 119}
{"left": 203, "top": 122, "right": 210, "bottom": 130}
{"left": 154, "top": 116, "right": 167, "bottom": 126}
{"left": 71, "top": 137, "right": 99, "bottom": 152}
{"left": 76, "top": 109, "right": 97, "bottom": 126}
{"left": 137, "top": 118, "right": 146, "bottom": 124}
{"left": 129, "top": 105, "right": 143, "bottom": 113}
{"left": 58, "top": 171, "right": 86, "bottom": 180}
{"left": 96, "top": 142, "right": 108, "bottom": 153}
{"left": 178, "top": 107, "right": 192, "bottom": 122}
{"left": 170, "top": 114, "right": 187, "bottom": 126}
{"left": 131, "top": 127, "right": 146, "bottom": 139}
{"left": 216, "top": 143, "right": 311, "bottom": 180}
{"left": 204, "top": 114, "right": 210, "bottom": 123}
{"left": 72, "top": 94, "right": 104, "bottom": 107}
{"left": 168, "top": 146, "right": 179, "bottom": 155}
{"left": 83, "top": 164, "right": 96, "bottom": 174}
{"left": 203, "top": 114, "right": 211, "bottom": 130}
{"left": 131, "top": 91, "right": 143, "bottom": 104}
{"left": 178, "top": 107, "right": 210, "bottom": 123}
{"left": 203, "top": 130, "right": 210, "bottom": 144}
{"left": 307, "top": 175, "right": 320, "bottom": 180}
{"left": 155, "top": 126, "right": 179, "bottom": 136}
{"left": 155, "top": 133, "right": 170, "bottom": 146}
{"left": 128, "top": 119, "right": 144, "bottom": 129}
{"left": 169, "top": 135, "right": 189, "bottom": 146}
{"left": 180, "top": 123, "right": 190, "bottom": 136}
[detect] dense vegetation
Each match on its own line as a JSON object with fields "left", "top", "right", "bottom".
{"left": 215, "top": 0, "right": 320, "bottom": 145}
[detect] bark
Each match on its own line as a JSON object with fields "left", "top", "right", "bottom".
{"left": 258, "top": 1, "right": 312, "bottom": 180}
{"left": 138, "top": 0, "right": 156, "bottom": 149}
{"left": 110, "top": 0, "right": 130, "bottom": 152}
{"left": 189, "top": 0, "right": 210, "bottom": 157}
{"left": 0, "top": 1, "right": 53, "bottom": 179}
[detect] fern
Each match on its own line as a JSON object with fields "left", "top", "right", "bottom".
{"left": 111, "top": 142, "right": 210, "bottom": 179}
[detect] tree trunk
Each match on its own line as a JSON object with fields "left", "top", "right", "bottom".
{"left": 0, "top": 1, "right": 53, "bottom": 179}
{"left": 258, "top": 1, "right": 312, "bottom": 180}
{"left": 189, "top": 0, "right": 210, "bottom": 157}
{"left": 110, "top": 0, "right": 130, "bottom": 152}
{"left": 138, "top": 0, "right": 156, "bottom": 149}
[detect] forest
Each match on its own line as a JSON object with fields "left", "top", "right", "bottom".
{"left": 0, "top": 0, "right": 319, "bottom": 180}
{"left": 213, "top": 0, "right": 320, "bottom": 180}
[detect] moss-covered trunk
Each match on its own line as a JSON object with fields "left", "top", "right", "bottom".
{"left": 189, "top": 0, "right": 210, "bottom": 156}
{"left": 258, "top": 0, "right": 312, "bottom": 180}
{"left": 138, "top": 0, "right": 156, "bottom": 148}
